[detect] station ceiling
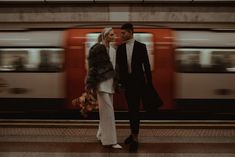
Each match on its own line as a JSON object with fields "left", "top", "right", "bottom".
{"left": 0, "top": 0, "right": 235, "bottom": 3}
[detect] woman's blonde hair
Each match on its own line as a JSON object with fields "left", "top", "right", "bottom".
{"left": 97, "top": 27, "right": 113, "bottom": 43}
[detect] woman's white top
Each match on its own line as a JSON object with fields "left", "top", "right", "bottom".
{"left": 97, "top": 44, "right": 116, "bottom": 94}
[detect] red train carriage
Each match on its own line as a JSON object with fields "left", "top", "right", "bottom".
{"left": 0, "top": 27, "right": 235, "bottom": 118}
{"left": 64, "top": 28, "right": 175, "bottom": 110}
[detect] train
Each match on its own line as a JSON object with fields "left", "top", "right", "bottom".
{"left": 0, "top": 26, "right": 235, "bottom": 117}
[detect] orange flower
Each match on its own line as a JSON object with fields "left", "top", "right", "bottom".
{"left": 72, "top": 91, "right": 98, "bottom": 118}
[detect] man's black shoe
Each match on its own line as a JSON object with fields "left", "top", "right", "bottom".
{"left": 129, "top": 140, "right": 139, "bottom": 152}
{"left": 124, "top": 135, "right": 134, "bottom": 144}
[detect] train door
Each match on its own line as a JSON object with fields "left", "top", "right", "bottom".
{"left": 64, "top": 28, "right": 98, "bottom": 109}
{"left": 152, "top": 29, "right": 175, "bottom": 109}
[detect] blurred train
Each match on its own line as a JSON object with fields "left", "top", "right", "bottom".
{"left": 0, "top": 26, "right": 235, "bottom": 114}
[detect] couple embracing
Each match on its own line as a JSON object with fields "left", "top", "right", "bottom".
{"left": 85, "top": 23, "right": 152, "bottom": 152}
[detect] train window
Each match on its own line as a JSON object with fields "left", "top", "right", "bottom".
{"left": 85, "top": 32, "right": 154, "bottom": 71}
{"left": 176, "top": 48, "right": 235, "bottom": 73}
{"left": 134, "top": 33, "right": 154, "bottom": 71}
{"left": 211, "top": 50, "right": 235, "bottom": 72}
{"left": 85, "top": 33, "right": 100, "bottom": 70}
{"left": 0, "top": 48, "right": 64, "bottom": 72}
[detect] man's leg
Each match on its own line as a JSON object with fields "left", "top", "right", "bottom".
{"left": 125, "top": 86, "right": 141, "bottom": 152}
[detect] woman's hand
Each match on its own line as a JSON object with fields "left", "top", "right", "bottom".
{"left": 85, "top": 86, "right": 95, "bottom": 94}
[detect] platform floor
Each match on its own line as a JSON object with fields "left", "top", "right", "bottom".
{"left": 0, "top": 120, "right": 235, "bottom": 157}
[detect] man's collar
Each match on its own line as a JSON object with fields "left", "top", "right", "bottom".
{"left": 125, "top": 38, "right": 135, "bottom": 44}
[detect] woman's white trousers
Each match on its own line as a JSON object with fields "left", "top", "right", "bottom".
{"left": 96, "top": 92, "right": 117, "bottom": 145}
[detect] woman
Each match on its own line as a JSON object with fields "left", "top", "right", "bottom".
{"left": 85, "top": 27, "right": 122, "bottom": 149}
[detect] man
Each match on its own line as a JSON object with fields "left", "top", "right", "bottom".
{"left": 116, "top": 23, "right": 152, "bottom": 152}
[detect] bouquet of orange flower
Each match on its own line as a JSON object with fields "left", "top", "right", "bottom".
{"left": 72, "top": 91, "right": 98, "bottom": 118}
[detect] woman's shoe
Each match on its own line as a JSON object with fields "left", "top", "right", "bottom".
{"left": 112, "top": 144, "right": 122, "bottom": 149}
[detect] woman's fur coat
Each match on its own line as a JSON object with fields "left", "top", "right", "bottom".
{"left": 86, "top": 43, "right": 115, "bottom": 90}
